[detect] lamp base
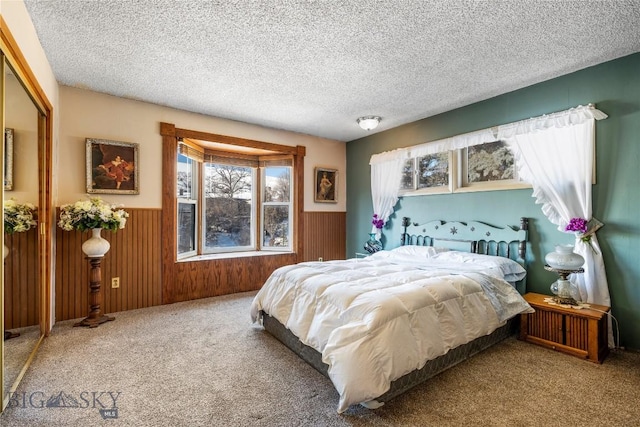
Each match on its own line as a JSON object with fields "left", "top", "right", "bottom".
{"left": 74, "top": 314, "right": 115, "bottom": 328}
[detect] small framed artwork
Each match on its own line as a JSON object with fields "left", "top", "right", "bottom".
{"left": 86, "top": 138, "right": 139, "bottom": 194}
{"left": 314, "top": 167, "right": 337, "bottom": 203}
{"left": 4, "top": 128, "right": 13, "bottom": 191}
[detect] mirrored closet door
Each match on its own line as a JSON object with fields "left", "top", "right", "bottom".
{"left": 1, "top": 26, "right": 52, "bottom": 411}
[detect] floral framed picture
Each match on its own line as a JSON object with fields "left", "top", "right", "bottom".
{"left": 86, "top": 138, "right": 139, "bottom": 194}
{"left": 314, "top": 167, "right": 337, "bottom": 203}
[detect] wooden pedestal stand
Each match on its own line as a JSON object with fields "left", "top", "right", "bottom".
{"left": 74, "top": 257, "right": 115, "bottom": 328}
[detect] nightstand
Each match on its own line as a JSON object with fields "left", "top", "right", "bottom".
{"left": 520, "top": 292, "right": 609, "bottom": 363}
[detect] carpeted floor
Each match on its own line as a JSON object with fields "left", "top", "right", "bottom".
{"left": 3, "top": 325, "right": 41, "bottom": 394}
{"left": 1, "top": 291, "right": 639, "bottom": 426}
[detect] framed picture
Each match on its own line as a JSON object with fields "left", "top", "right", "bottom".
{"left": 86, "top": 138, "right": 139, "bottom": 194}
{"left": 4, "top": 128, "right": 13, "bottom": 191}
{"left": 314, "top": 167, "right": 337, "bottom": 203}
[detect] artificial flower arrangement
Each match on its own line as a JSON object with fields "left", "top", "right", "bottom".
{"left": 371, "top": 214, "right": 384, "bottom": 229}
{"left": 3, "top": 198, "right": 37, "bottom": 234}
{"left": 565, "top": 217, "right": 603, "bottom": 254}
{"left": 58, "top": 197, "right": 129, "bottom": 232}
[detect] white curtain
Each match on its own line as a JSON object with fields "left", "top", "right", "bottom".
{"left": 369, "top": 148, "right": 408, "bottom": 238}
{"left": 498, "top": 106, "right": 612, "bottom": 345}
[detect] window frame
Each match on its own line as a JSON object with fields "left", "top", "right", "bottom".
{"left": 401, "top": 142, "right": 530, "bottom": 197}
{"left": 399, "top": 151, "right": 455, "bottom": 196}
{"left": 161, "top": 123, "right": 305, "bottom": 263}
{"left": 176, "top": 150, "right": 198, "bottom": 259}
{"left": 201, "top": 162, "right": 257, "bottom": 254}
{"left": 454, "top": 141, "right": 530, "bottom": 193}
{"left": 261, "top": 165, "right": 293, "bottom": 252}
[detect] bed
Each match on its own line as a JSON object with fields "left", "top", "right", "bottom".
{"left": 250, "top": 217, "right": 533, "bottom": 413}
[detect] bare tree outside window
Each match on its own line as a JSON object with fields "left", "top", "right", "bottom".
{"left": 401, "top": 159, "right": 414, "bottom": 190}
{"left": 417, "top": 153, "right": 449, "bottom": 188}
{"left": 467, "top": 141, "right": 514, "bottom": 183}
{"left": 204, "top": 164, "right": 253, "bottom": 248}
{"left": 263, "top": 167, "right": 291, "bottom": 248}
{"left": 205, "top": 164, "right": 252, "bottom": 198}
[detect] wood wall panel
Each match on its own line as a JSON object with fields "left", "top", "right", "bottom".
{"left": 169, "top": 253, "right": 298, "bottom": 303}
{"left": 302, "top": 211, "right": 346, "bottom": 262}
{"left": 54, "top": 208, "right": 162, "bottom": 321}
{"left": 53, "top": 208, "right": 346, "bottom": 320}
{"left": 4, "top": 229, "right": 39, "bottom": 329}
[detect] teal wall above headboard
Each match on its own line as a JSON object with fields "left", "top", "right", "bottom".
{"left": 346, "top": 52, "right": 640, "bottom": 350}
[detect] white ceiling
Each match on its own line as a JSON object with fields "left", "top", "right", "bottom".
{"left": 23, "top": 1, "right": 640, "bottom": 142}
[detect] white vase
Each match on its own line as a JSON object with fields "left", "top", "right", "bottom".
{"left": 545, "top": 244, "right": 584, "bottom": 270}
{"left": 81, "top": 228, "right": 110, "bottom": 258}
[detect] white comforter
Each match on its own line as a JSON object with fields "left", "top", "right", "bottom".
{"left": 250, "top": 251, "right": 533, "bottom": 413}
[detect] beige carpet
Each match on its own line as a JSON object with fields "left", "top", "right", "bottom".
{"left": 3, "top": 325, "right": 41, "bottom": 394}
{"left": 1, "top": 291, "right": 639, "bottom": 427}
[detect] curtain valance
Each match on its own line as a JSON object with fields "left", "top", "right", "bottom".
{"left": 496, "top": 104, "right": 608, "bottom": 139}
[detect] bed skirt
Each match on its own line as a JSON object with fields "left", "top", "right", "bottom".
{"left": 261, "top": 310, "right": 518, "bottom": 406}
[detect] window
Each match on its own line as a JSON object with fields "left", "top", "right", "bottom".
{"left": 400, "top": 152, "right": 452, "bottom": 195}
{"left": 417, "top": 153, "right": 449, "bottom": 189}
{"left": 401, "top": 141, "right": 528, "bottom": 196}
{"left": 460, "top": 140, "right": 522, "bottom": 189}
{"left": 169, "top": 131, "right": 300, "bottom": 260}
{"left": 203, "top": 163, "right": 255, "bottom": 253}
{"left": 262, "top": 166, "right": 292, "bottom": 249}
{"left": 400, "top": 159, "right": 414, "bottom": 191}
{"left": 177, "top": 151, "right": 198, "bottom": 258}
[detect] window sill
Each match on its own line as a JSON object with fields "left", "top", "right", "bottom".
{"left": 177, "top": 250, "right": 294, "bottom": 263}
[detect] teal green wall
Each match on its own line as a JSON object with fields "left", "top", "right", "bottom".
{"left": 346, "top": 53, "right": 640, "bottom": 350}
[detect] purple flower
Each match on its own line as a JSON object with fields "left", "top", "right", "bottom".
{"left": 372, "top": 214, "right": 384, "bottom": 229}
{"left": 565, "top": 217, "right": 588, "bottom": 234}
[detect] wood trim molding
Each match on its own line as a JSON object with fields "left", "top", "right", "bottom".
{"left": 0, "top": 17, "right": 53, "bottom": 114}
{"left": 295, "top": 146, "right": 305, "bottom": 259}
{"left": 161, "top": 128, "right": 178, "bottom": 303}
{"left": 174, "top": 127, "right": 299, "bottom": 155}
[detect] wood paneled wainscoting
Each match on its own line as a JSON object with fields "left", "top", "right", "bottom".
{"left": 4, "top": 229, "right": 39, "bottom": 329}
{"left": 55, "top": 208, "right": 346, "bottom": 320}
{"left": 167, "top": 253, "right": 298, "bottom": 303}
{"left": 55, "top": 208, "right": 163, "bottom": 322}
{"left": 301, "top": 211, "right": 346, "bottom": 262}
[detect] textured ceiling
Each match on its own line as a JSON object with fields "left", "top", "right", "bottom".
{"left": 23, "top": 1, "right": 640, "bottom": 142}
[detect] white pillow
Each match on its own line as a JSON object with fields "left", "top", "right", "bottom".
{"left": 390, "top": 245, "right": 449, "bottom": 258}
{"left": 432, "top": 251, "right": 526, "bottom": 282}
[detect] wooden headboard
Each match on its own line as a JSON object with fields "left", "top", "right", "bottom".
{"left": 401, "top": 217, "right": 529, "bottom": 264}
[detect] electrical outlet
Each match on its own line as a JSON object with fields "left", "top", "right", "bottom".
{"left": 111, "top": 277, "right": 120, "bottom": 288}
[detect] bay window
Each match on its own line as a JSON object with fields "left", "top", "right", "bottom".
{"left": 174, "top": 135, "right": 298, "bottom": 259}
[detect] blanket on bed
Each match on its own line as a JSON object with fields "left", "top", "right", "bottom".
{"left": 250, "top": 251, "right": 533, "bottom": 413}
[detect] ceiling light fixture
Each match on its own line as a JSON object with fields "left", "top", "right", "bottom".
{"left": 357, "top": 116, "right": 381, "bottom": 131}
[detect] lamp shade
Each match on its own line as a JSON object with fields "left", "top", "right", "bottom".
{"left": 357, "top": 116, "right": 381, "bottom": 131}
